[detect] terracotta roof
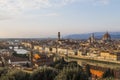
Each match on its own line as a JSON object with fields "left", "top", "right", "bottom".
{"left": 103, "top": 32, "right": 111, "bottom": 39}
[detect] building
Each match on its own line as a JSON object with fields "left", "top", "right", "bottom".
{"left": 58, "top": 32, "right": 61, "bottom": 41}
{"left": 102, "top": 32, "right": 111, "bottom": 41}
{"left": 100, "top": 51, "right": 120, "bottom": 61}
{"left": 33, "top": 54, "right": 54, "bottom": 66}
{"left": 88, "top": 33, "right": 96, "bottom": 43}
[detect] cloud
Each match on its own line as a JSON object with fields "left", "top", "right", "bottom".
{"left": 0, "top": 11, "right": 12, "bottom": 20}
{"left": 0, "top": 15, "right": 10, "bottom": 20}
{"left": 0, "top": 0, "right": 110, "bottom": 16}
{"left": 0, "top": 0, "right": 50, "bottom": 14}
{"left": 21, "top": 13, "right": 60, "bottom": 18}
{"left": 0, "top": 0, "right": 77, "bottom": 15}
{"left": 39, "top": 13, "right": 60, "bottom": 17}
{"left": 93, "top": 0, "right": 110, "bottom": 5}
{"left": 100, "top": 0, "right": 110, "bottom": 5}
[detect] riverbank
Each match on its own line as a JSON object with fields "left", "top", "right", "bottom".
{"left": 66, "top": 55, "right": 120, "bottom": 69}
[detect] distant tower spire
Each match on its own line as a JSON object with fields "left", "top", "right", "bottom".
{"left": 88, "top": 33, "right": 95, "bottom": 43}
{"left": 58, "top": 32, "right": 60, "bottom": 40}
{"left": 91, "top": 33, "right": 95, "bottom": 43}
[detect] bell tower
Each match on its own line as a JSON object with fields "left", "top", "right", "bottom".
{"left": 58, "top": 32, "right": 60, "bottom": 40}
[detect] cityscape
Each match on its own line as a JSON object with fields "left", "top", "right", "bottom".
{"left": 0, "top": 32, "right": 120, "bottom": 80}
{"left": 0, "top": 0, "right": 120, "bottom": 80}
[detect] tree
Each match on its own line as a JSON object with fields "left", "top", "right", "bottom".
{"left": 102, "top": 68, "right": 114, "bottom": 78}
{"left": 0, "top": 70, "right": 30, "bottom": 80}
{"left": 30, "top": 66, "right": 58, "bottom": 80}
{"left": 55, "top": 66, "right": 88, "bottom": 80}
{"left": 50, "top": 58, "right": 68, "bottom": 70}
{"left": 85, "top": 64, "right": 91, "bottom": 77}
{"left": 0, "top": 68, "right": 8, "bottom": 78}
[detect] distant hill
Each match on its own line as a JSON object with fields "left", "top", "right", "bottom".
{"left": 64, "top": 32, "right": 120, "bottom": 40}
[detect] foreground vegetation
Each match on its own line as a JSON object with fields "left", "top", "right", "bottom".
{"left": 0, "top": 58, "right": 115, "bottom": 80}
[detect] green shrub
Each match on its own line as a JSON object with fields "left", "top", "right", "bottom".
{"left": 0, "top": 67, "right": 8, "bottom": 77}
{"left": 30, "top": 66, "right": 58, "bottom": 80}
{"left": 85, "top": 64, "right": 91, "bottom": 77}
{"left": 50, "top": 58, "right": 68, "bottom": 70}
{"left": 55, "top": 66, "right": 88, "bottom": 80}
{"left": 0, "top": 69, "right": 30, "bottom": 80}
{"left": 102, "top": 68, "right": 114, "bottom": 78}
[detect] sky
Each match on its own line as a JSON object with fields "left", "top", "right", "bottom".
{"left": 0, "top": 0, "right": 120, "bottom": 38}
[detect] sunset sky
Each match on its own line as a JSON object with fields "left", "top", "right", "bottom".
{"left": 0, "top": 0, "right": 120, "bottom": 38}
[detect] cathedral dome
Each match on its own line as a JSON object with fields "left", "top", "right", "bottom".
{"left": 102, "top": 32, "right": 111, "bottom": 41}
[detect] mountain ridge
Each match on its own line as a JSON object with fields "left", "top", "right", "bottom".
{"left": 64, "top": 32, "right": 120, "bottom": 39}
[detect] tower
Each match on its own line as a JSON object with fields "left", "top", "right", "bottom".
{"left": 88, "top": 33, "right": 95, "bottom": 43}
{"left": 91, "top": 33, "right": 95, "bottom": 43}
{"left": 30, "top": 41, "right": 34, "bottom": 67}
{"left": 58, "top": 32, "right": 60, "bottom": 40}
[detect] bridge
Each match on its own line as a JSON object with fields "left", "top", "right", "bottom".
{"left": 9, "top": 44, "right": 23, "bottom": 50}
{"left": 8, "top": 41, "right": 24, "bottom": 50}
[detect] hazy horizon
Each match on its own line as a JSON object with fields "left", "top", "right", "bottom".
{"left": 0, "top": 0, "right": 120, "bottom": 38}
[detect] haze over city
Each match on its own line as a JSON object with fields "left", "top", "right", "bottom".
{"left": 0, "top": 0, "right": 120, "bottom": 38}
